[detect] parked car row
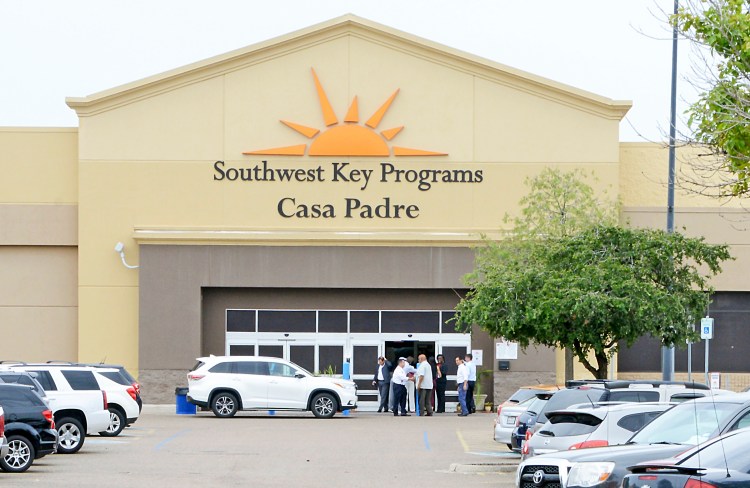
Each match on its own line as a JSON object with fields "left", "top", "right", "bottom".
{"left": 498, "top": 379, "right": 713, "bottom": 455}
{"left": 0, "top": 362, "right": 141, "bottom": 473}
{"left": 511, "top": 382, "right": 750, "bottom": 488}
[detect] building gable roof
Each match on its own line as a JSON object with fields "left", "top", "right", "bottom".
{"left": 66, "top": 14, "right": 631, "bottom": 120}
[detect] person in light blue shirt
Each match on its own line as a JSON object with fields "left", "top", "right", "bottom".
{"left": 464, "top": 353, "right": 477, "bottom": 414}
{"left": 416, "top": 354, "right": 434, "bottom": 416}
{"left": 455, "top": 356, "right": 469, "bottom": 416}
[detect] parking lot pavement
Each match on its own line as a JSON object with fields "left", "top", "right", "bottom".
{"left": 3, "top": 406, "right": 520, "bottom": 487}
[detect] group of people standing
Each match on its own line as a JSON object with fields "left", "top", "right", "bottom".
{"left": 372, "top": 353, "right": 476, "bottom": 416}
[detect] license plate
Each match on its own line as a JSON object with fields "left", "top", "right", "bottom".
{"left": 506, "top": 416, "right": 516, "bottom": 425}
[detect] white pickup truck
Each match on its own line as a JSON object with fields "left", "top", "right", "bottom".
{"left": 7, "top": 365, "right": 111, "bottom": 454}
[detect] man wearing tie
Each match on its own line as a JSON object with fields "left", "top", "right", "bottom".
{"left": 371, "top": 356, "right": 391, "bottom": 413}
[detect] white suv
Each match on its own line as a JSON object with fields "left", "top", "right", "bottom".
{"left": 8, "top": 365, "right": 119, "bottom": 453}
{"left": 187, "top": 356, "right": 358, "bottom": 419}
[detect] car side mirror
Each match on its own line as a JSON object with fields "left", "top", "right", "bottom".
{"left": 295, "top": 373, "right": 305, "bottom": 379}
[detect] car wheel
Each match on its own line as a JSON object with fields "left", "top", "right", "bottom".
{"left": 0, "top": 435, "right": 35, "bottom": 473}
{"left": 99, "top": 407, "right": 126, "bottom": 437}
{"left": 311, "top": 393, "right": 337, "bottom": 419}
{"left": 211, "top": 392, "right": 239, "bottom": 418}
{"left": 57, "top": 417, "right": 85, "bottom": 454}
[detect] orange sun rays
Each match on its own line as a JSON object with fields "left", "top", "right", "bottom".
{"left": 244, "top": 68, "right": 446, "bottom": 157}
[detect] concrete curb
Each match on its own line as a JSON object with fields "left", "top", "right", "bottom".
{"left": 449, "top": 463, "right": 518, "bottom": 474}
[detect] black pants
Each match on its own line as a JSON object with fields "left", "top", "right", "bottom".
{"left": 377, "top": 380, "right": 390, "bottom": 411}
{"left": 466, "top": 380, "right": 476, "bottom": 413}
{"left": 435, "top": 381, "right": 447, "bottom": 413}
{"left": 393, "top": 384, "right": 407, "bottom": 415}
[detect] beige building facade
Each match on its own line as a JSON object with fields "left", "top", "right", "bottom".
{"left": 2, "top": 16, "right": 748, "bottom": 403}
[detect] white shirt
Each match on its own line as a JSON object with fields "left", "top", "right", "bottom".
{"left": 416, "top": 361, "right": 433, "bottom": 390}
{"left": 377, "top": 364, "right": 385, "bottom": 381}
{"left": 466, "top": 360, "right": 477, "bottom": 381}
{"left": 392, "top": 365, "right": 408, "bottom": 385}
{"left": 456, "top": 363, "right": 468, "bottom": 384}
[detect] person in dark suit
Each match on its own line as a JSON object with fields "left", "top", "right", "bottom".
{"left": 435, "top": 354, "right": 448, "bottom": 413}
{"left": 371, "top": 356, "right": 392, "bottom": 413}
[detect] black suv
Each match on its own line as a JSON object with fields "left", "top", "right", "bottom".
{"left": 0, "top": 384, "right": 58, "bottom": 472}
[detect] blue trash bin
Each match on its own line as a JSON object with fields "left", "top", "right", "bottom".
{"left": 175, "top": 387, "right": 196, "bottom": 415}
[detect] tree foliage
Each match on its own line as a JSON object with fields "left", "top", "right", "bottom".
{"left": 506, "top": 168, "right": 618, "bottom": 238}
{"left": 675, "top": 0, "right": 750, "bottom": 197}
{"left": 456, "top": 226, "right": 731, "bottom": 379}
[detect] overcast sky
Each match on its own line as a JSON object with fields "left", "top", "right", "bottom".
{"left": 0, "top": 0, "right": 701, "bottom": 141}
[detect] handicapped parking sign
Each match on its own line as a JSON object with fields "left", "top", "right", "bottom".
{"left": 700, "top": 317, "right": 714, "bottom": 339}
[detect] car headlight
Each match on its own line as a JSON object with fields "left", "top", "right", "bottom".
{"left": 567, "top": 462, "right": 615, "bottom": 487}
{"left": 332, "top": 382, "right": 355, "bottom": 390}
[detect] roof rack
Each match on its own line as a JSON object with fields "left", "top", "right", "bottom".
{"left": 565, "top": 379, "right": 710, "bottom": 390}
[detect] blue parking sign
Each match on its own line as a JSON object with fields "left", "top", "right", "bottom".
{"left": 700, "top": 317, "right": 714, "bottom": 339}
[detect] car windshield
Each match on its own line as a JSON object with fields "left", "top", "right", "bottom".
{"left": 539, "top": 388, "right": 606, "bottom": 422}
{"left": 509, "top": 389, "right": 542, "bottom": 403}
{"left": 525, "top": 397, "right": 547, "bottom": 415}
{"left": 629, "top": 401, "right": 738, "bottom": 446}
{"left": 540, "top": 413, "right": 602, "bottom": 437}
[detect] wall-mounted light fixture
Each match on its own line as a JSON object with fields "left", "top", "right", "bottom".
{"left": 114, "top": 242, "right": 139, "bottom": 269}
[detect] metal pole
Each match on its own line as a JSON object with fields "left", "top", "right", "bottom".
{"left": 687, "top": 341, "right": 692, "bottom": 381}
{"left": 705, "top": 339, "right": 709, "bottom": 385}
{"left": 662, "top": 0, "right": 679, "bottom": 382}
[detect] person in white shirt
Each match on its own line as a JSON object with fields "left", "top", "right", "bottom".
{"left": 455, "top": 356, "right": 469, "bottom": 416}
{"left": 391, "top": 357, "right": 413, "bottom": 416}
{"left": 464, "top": 353, "right": 477, "bottom": 414}
{"left": 416, "top": 354, "right": 434, "bottom": 416}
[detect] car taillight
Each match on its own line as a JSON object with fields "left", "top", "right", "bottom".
{"left": 43, "top": 409, "right": 55, "bottom": 429}
{"left": 685, "top": 478, "right": 719, "bottom": 488}
{"left": 127, "top": 386, "right": 137, "bottom": 402}
{"left": 569, "top": 440, "right": 609, "bottom": 450}
{"left": 515, "top": 417, "right": 521, "bottom": 426}
{"left": 133, "top": 382, "right": 142, "bottom": 394}
{"left": 496, "top": 405, "right": 503, "bottom": 418}
{"left": 188, "top": 373, "right": 205, "bottom": 380}
{"left": 0, "top": 414, "right": 4, "bottom": 437}
{"left": 522, "top": 440, "right": 530, "bottom": 455}
{"left": 102, "top": 390, "right": 108, "bottom": 409}
{"left": 525, "top": 429, "right": 533, "bottom": 441}
{"left": 638, "top": 476, "right": 658, "bottom": 481}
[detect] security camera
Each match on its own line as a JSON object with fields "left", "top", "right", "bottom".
{"left": 114, "top": 242, "right": 124, "bottom": 253}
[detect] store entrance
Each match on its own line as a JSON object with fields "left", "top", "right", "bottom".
{"left": 384, "top": 340, "right": 436, "bottom": 365}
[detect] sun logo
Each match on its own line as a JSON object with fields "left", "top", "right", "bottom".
{"left": 244, "top": 68, "right": 447, "bottom": 157}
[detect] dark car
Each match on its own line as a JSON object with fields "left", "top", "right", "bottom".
{"left": 516, "top": 393, "right": 750, "bottom": 488}
{"left": 512, "top": 380, "right": 711, "bottom": 453}
{"left": 511, "top": 394, "right": 552, "bottom": 451}
{"left": 0, "top": 384, "right": 58, "bottom": 472}
{"left": 623, "top": 428, "right": 750, "bottom": 488}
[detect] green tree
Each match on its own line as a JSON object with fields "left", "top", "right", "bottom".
{"left": 675, "top": 0, "right": 750, "bottom": 197}
{"left": 505, "top": 168, "right": 618, "bottom": 380}
{"left": 456, "top": 226, "right": 731, "bottom": 379}
{"left": 506, "top": 167, "right": 618, "bottom": 238}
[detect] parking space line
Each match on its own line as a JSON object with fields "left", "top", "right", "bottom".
{"left": 455, "top": 429, "right": 469, "bottom": 452}
{"left": 153, "top": 429, "right": 191, "bottom": 451}
{"left": 423, "top": 431, "right": 431, "bottom": 451}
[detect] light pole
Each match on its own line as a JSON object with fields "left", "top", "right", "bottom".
{"left": 662, "top": 0, "right": 679, "bottom": 381}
